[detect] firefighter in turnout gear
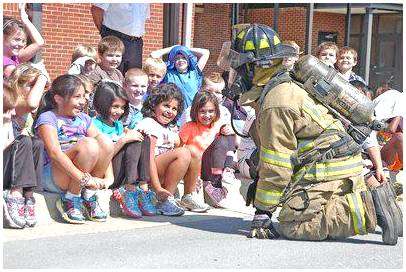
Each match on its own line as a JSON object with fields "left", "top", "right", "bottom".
{"left": 218, "top": 23, "right": 401, "bottom": 244}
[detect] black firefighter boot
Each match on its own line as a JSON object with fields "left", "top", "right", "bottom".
{"left": 370, "top": 184, "right": 398, "bottom": 245}
{"left": 382, "top": 181, "right": 403, "bottom": 237}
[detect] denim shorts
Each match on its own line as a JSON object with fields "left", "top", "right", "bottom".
{"left": 42, "top": 163, "right": 63, "bottom": 194}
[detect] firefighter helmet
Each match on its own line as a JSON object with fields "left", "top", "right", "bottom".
{"left": 230, "top": 24, "right": 297, "bottom": 69}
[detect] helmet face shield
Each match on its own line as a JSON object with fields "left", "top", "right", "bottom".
{"left": 217, "top": 41, "right": 232, "bottom": 71}
{"left": 217, "top": 41, "right": 255, "bottom": 71}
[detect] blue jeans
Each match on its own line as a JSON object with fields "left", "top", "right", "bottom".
{"left": 100, "top": 25, "right": 143, "bottom": 74}
{"left": 42, "top": 163, "right": 63, "bottom": 194}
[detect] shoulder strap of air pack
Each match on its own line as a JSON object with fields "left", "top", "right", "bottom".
{"left": 258, "top": 71, "right": 294, "bottom": 107}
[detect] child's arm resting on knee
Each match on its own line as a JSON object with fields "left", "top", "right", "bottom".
{"left": 148, "top": 135, "right": 172, "bottom": 200}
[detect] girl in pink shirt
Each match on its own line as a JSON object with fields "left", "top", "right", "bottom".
{"left": 3, "top": 4, "right": 45, "bottom": 78}
{"left": 179, "top": 91, "right": 236, "bottom": 208}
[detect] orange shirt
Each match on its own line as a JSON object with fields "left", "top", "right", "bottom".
{"left": 179, "top": 121, "right": 220, "bottom": 157}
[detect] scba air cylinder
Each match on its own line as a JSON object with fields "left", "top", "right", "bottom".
{"left": 293, "top": 55, "right": 375, "bottom": 125}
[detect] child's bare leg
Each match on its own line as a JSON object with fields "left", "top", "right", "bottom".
{"left": 183, "top": 149, "right": 201, "bottom": 194}
{"left": 156, "top": 147, "right": 191, "bottom": 194}
{"left": 52, "top": 137, "right": 100, "bottom": 194}
{"left": 10, "top": 187, "right": 23, "bottom": 197}
{"left": 90, "top": 134, "right": 114, "bottom": 178}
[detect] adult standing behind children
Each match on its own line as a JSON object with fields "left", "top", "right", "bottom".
{"left": 91, "top": 3, "right": 150, "bottom": 74}
{"left": 151, "top": 45, "right": 210, "bottom": 110}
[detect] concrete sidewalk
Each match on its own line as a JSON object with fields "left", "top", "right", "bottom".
{"left": 3, "top": 177, "right": 255, "bottom": 242}
{"left": 4, "top": 171, "right": 403, "bottom": 242}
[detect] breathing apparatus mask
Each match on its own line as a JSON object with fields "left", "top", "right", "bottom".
{"left": 217, "top": 24, "right": 298, "bottom": 102}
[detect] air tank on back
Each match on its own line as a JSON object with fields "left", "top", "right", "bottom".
{"left": 292, "top": 55, "right": 375, "bottom": 125}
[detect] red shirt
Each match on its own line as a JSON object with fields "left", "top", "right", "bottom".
{"left": 179, "top": 121, "right": 220, "bottom": 156}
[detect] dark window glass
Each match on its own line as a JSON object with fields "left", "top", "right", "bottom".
{"left": 350, "top": 15, "right": 362, "bottom": 34}
{"left": 379, "top": 40, "right": 396, "bottom": 68}
{"left": 378, "top": 14, "right": 399, "bottom": 34}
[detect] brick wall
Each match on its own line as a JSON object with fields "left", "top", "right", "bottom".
{"left": 3, "top": 3, "right": 164, "bottom": 80}
{"left": 193, "top": 5, "right": 345, "bottom": 75}
{"left": 244, "top": 7, "right": 346, "bottom": 54}
{"left": 193, "top": 4, "right": 232, "bottom": 75}
{"left": 3, "top": 3, "right": 346, "bottom": 79}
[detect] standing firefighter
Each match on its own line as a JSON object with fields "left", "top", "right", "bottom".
{"left": 218, "top": 23, "right": 401, "bottom": 244}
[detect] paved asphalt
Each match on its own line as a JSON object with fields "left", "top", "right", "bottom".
{"left": 3, "top": 212, "right": 403, "bottom": 269}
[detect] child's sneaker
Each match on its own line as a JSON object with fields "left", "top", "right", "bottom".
{"left": 180, "top": 192, "right": 210, "bottom": 213}
{"left": 112, "top": 187, "right": 142, "bottom": 219}
{"left": 24, "top": 196, "right": 37, "bottom": 227}
{"left": 83, "top": 193, "right": 107, "bottom": 222}
{"left": 204, "top": 181, "right": 228, "bottom": 208}
{"left": 137, "top": 187, "right": 157, "bottom": 216}
{"left": 3, "top": 191, "right": 26, "bottom": 229}
{"left": 157, "top": 196, "right": 185, "bottom": 216}
{"left": 56, "top": 194, "right": 85, "bottom": 224}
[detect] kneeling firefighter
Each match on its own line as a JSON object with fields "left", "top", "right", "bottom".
{"left": 218, "top": 23, "right": 401, "bottom": 244}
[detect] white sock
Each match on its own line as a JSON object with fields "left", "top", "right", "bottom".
{"left": 65, "top": 192, "right": 81, "bottom": 200}
{"left": 82, "top": 189, "right": 97, "bottom": 200}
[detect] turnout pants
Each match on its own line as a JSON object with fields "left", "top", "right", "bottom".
{"left": 277, "top": 175, "right": 377, "bottom": 241}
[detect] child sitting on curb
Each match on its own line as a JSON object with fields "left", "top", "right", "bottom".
{"left": 137, "top": 83, "right": 191, "bottom": 216}
{"left": 35, "top": 74, "right": 114, "bottom": 224}
{"left": 92, "top": 80, "right": 157, "bottom": 218}
{"left": 3, "top": 82, "right": 44, "bottom": 229}
{"left": 180, "top": 91, "right": 236, "bottom": 209}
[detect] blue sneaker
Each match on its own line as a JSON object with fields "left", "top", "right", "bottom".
{"left": 137, "top": 187, "right": 157, "bottom": 216}
{"left": 83, "top": 194, "right": 107, "bottom": 222}
{"left": 112, "top": 187, "right": 142, "bottom": 218}
{"left": 56, "top": 194, "right": 85, "bottom": 224}
{"left": 157, "top": 196, "right": 184, "bottom": 216}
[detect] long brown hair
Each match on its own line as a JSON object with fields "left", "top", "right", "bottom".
{"left": 190, "top": 91, "right": 220, "bottom": 124}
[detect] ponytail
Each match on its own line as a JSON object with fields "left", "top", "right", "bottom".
{"left": 33, "top": 91, "right": 55, "bottom": 127}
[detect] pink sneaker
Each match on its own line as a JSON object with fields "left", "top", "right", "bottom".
{"left": 204, "top": 181, "right": 228, "bottom": 208}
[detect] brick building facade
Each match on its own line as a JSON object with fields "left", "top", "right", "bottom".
{"left": 3, "top": 3, "right": 165, "bottom": 79}
{"left": 1, "top": 3, "right": 359, "bottom": 80}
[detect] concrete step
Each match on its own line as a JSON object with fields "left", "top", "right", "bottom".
{"left": 4, "top": 176, "right": 254, "bottom": 228}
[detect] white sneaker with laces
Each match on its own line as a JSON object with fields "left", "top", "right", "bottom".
{"left": 181, "top": 192, "right": 210, "bottom": 213}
